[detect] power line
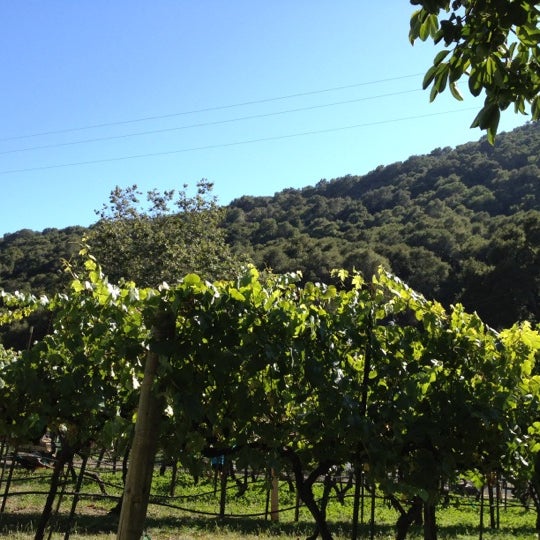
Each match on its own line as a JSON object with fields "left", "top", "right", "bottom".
{"left": 0, "top": 107, "right": 477, "bottom": 176}
{"left": 0, "top": 89, "right": 422, "bottom": 155}
{"left": 0, "top": 73, "right": 423, "bottom": 142}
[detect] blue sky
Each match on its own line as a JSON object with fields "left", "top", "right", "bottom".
{"left": 0, "top": 1, "right": 529, "bottom": 236}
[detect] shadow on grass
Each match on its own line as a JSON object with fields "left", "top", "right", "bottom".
{"left": 0, "top": 511, "right": 536, "bottom": 538}
{"left": 0, "top": 511, "right": 382, "bottom": 538}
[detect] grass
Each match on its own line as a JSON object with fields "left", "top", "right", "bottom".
{"left": 0, "top": 462, "right": 537, "bottom": 539}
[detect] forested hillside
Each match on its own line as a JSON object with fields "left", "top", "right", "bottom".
{"left": 1, "top": 122, "right": 538, "bottom": 339}
{"left": 223, "top": 122, "right": 539, "bottom": 328}
{"left": 0, "top": 226, "right": 85, "bottom": 294}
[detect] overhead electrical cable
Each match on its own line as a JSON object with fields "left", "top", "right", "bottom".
{"left": 0, "top": 107, "right": 477, "bottom": 176}
{"left": 0, "top": 89, "right": 422, "bottom": 155}
{"left": 0, "top": 73, "right": 423, "bottom": 142}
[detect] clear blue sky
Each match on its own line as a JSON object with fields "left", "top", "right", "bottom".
{"left": 0, "top": 1, "right": 529, "bottom": 236}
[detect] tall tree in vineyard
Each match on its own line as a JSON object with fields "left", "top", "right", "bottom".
{"left": 88, "top": 180, "right": 246, "bottom": 286}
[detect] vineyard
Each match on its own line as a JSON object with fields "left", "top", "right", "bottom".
{"left": 1, "top": 249, "right": 540, "bottom": 540}
{"left": 1, "top": 451, "right": 537, "bottom": 539}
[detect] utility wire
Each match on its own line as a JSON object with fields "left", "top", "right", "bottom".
{"left": 0, "top": 73, "right": 423, "bottom": 142}
{"left": 0, "top": 107, "right": 477, "bottom": 176}
{"left": 0, "top": 89, "right": 422, "bottom": 155}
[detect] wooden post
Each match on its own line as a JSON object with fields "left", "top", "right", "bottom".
{"left": 264, "top": 484, "right": 270, "bottom": 520}
{"left": 479, "top": 485, "right": 484, "bottom": 540}
{"left": 495, "top": 477, "right": 500, "bottom": 529}
{"left": 169, "top": 461, "right": 178, "bottom": 497}
{"left": 351, "top": 467, "right": 361, "bottom": 540}
{"left": 360, "top": 473, "right": 365, "bottom": 524}
{"left": 116, "top": 347, "right": 163, "bottom": 540}
{"left": 116, "top": 310, "right": 173, "bottom": 540}
{"left": 370, "top": 482, "right": 376, "bottom": 540}
{"left": 219, "top": 458, "right": 227, "bottom": 519}
{"left": 488, "top": 479, "right": 495, "bottom": 529}
{"left": 270, "top": 469, "right": 279, "bottom": 521}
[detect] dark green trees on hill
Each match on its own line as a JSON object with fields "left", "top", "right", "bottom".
{"left": 1, "top": 122, "right": 539, "bottom": 343}
{"left": 0, "top": 226, "right": 85, "bottom": 349}
{"left": 223, "top": 122, "right": 540, "bottom": 328}
{"left": 0, "top": 226, "right": 85, "bottom": 294}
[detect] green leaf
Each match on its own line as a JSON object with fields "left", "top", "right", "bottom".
{"left": 486, "top": 107, "right": 501, "bottom": 145}
{"left": 532, "top": 95, "right": 540, "bottom": 120}
{"left": 84, "top": 258, "right": 97, "bottom": 272}
{"left": 433, "top": 64, "right": 449, "bottom": 93}
{"left": 71, "top": 279, "right": 84, "bottom": 293}
{"left": 229, "top": 288, "right": 246, "bottom": 302}
{"left": 409, "top": 9, "right": 424, "bottom": 43}
{"left": 485, "top": 57, "right": 495, "bottom": 80}
{"left": 517, "top": 25, "right": 540, "bottom": 47}
{"left": 333, "top": 268, "right": 349, "bottom": 282}
{"left": 322, "top": 285, "right": 337, "bottom": 299}
{"left": 449, "top": 81, "right": 463, "bottom": 101}
{"left": 183, "top": 273, "right": 202, "bottom": 286}
{"left": 470, "top": 103, "right": 499, "bottom": 133}
{"left": 427, "top": 14, "right": 439, "bottom": 38}
{"left": 468, "top": 69, "right": 483, "bottom": 97}
{"left": 419, "top": 19, "right": 431, "bottom": 41}
{"left": 423, "top": 64, "right": 439, "bottom": 90}
{"left": 433, "top": 49, "right": 450, "bottom": 66}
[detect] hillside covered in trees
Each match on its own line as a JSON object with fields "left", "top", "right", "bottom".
{"left": 223, "top": 122, "right": 539, "bottom": 328}
{"left": 1, "top": 122, "right": 539, "bottom": 339}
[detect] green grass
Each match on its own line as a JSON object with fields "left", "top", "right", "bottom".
{"left": 0, "top": 465, "right": 537, "bottom": 539}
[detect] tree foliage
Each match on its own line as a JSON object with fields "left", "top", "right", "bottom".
{"left": 409, "top": 0, "right": 540, "bottom": 143}
{"left": 224, "top": 123, "right": 540, "bottom": 328}
{"left": 88, "top": 179, "right": 246, "bottom": 287}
